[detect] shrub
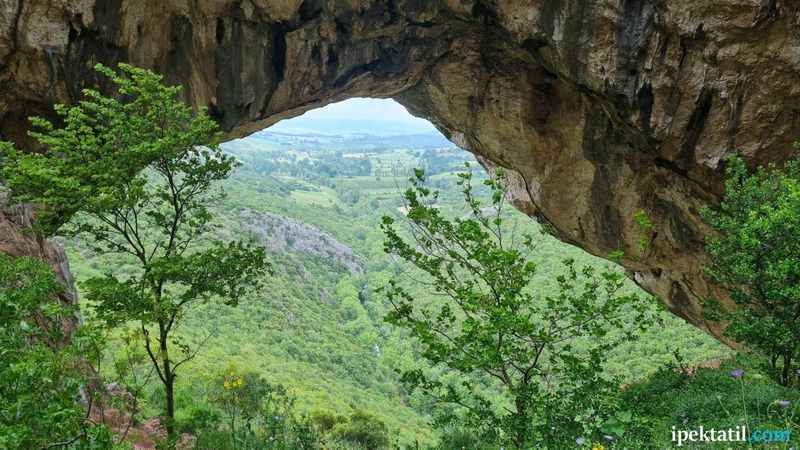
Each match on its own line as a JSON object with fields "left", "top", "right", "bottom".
{"left": 329, "top": 411, "right": 390, "bottom": 449}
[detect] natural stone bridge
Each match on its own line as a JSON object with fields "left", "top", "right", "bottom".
{"left": 2, "top": 0, "right": 799, "bottom": 341}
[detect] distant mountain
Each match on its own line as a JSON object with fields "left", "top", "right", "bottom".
{"left": 266, "top": 117, "right": 438, "bottom": 136}
{"left": 267, "top": 97, "right": 437, "bottom": 136}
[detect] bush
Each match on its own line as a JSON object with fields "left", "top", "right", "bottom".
{"left": 329, "top": 411, "right": 390, "bottom": 449}
{"left": 310, "top": 410, "right": 346, "bottom": 433}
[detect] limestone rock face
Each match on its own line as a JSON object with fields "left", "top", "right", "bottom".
{"left": 2, "top": 0, "right": 800, "bottom": 341}
{"left": 240, "top": 208, "right": 364, "bottom": 274}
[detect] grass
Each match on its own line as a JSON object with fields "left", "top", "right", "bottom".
{"left": 290, "top": 187, "right": 340, "bottom": 207}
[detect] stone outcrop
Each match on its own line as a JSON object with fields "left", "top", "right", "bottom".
{"left": 2, "top": 0, "right": 800, "bottom": 341}
{"left": 240, "top": 208, "right": 363, "bottom": 274}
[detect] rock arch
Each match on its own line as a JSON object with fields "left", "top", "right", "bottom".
{"left": 2, "top": 0, "right": 800, "bottom": 341}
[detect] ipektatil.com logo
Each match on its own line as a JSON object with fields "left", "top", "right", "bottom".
{"left": 671, "top": 425, "right": 792, "bottom": 446}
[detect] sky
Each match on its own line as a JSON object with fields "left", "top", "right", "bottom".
{"left": 301, "top": 98, "right": 426, "bottom": 123}
{"left": 267, "top": 98, "right": 438, "bottom": 136}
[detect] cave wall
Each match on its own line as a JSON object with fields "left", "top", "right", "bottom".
{"left": 2, "top": 0, "right": 800, "bottom": 341}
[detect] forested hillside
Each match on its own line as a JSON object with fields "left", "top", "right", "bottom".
{"left": 64, "top": 128, "right": 729, "bottom": 446}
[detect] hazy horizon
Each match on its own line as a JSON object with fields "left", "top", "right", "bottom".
{"left": 266, "top": 98, "right": 439, "bottom": 136}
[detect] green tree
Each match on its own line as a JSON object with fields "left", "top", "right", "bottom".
{"left": 380, "top": 168, "right": 654, "bottom": 448}
{"left": 0, "top": 254, "right": 110, "bottom": 449}
{"left": 1, "top": 64, "right": 270, "bottom": 440}
{"left": 702, "top": 153, "right": 800, "bottom": 386}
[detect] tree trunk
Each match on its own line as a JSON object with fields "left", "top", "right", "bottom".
{"left": 782, "top": 353, "right": 792, "bottom": 387}
{"left": 165, "top": 370, "right": 175, "bottom": 436}
{"left": 513, "top": 397, "right": 528, "bottom": 449}
{"left": 160, "top": 328, "right": 176, "bottom": 441}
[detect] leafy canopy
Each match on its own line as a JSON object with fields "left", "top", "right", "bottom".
{"left": 1, "top": 64, "right": 218, "bottom": 237}
{"left": 380, "top": 167, "right": 656, "bottom": 447}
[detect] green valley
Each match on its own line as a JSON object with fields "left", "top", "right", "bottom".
{"left": 64, "top": 124, "right": 729, "bottom": 446}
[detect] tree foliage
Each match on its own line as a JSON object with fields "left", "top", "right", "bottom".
{"left": 1, "top": 63, "right": 270, "bottom": 441}
{"left": 703, "top": 153, "right": 800, "bottom": 386}
{"left": 381, "top": 167, "right": 656, "bottom": 447}
{"left": 2, "top": 65, "right": 215, "bottom": 236}
{"left": 0, "top": 254, "right": 110, "bottom": 449}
